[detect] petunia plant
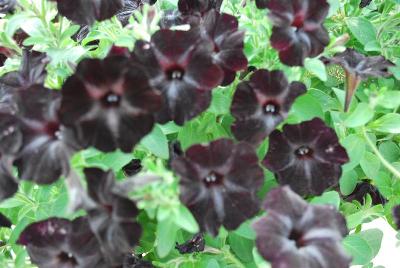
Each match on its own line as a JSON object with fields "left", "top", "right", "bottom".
{"left": 0, "top": 0, "right": 400, "bottom": 268}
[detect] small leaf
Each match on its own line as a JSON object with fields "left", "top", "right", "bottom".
{"left": 343, "top": 229, "right": 383, "bottom": 265}
{"left": 304, "top": 58, "right": 327, "bottom": 81}
{"left": 360, "top": 152, "right": 381, "bottom": 179}
{"left": 340, "top": 170, "right": 358, "bottom": 196}
{"left": 141, "top": 125, "right": 169, "bottom": 159}
{"left": 344, "top": 103, "right": 374, "bottom": 128}
{"left": 156, "top": 217, "right": 178, "bottom": 258}
{"left": 310, "top": 191, "right": 341, "bottom": 209}
{"left": 369, "top": 113, "right": 400, "bottom": 134}
{"left": 206, "top": 259, "right": 220, "bottom": 268}
{"left": 174, "top": 205, "right": 199, "bottom": 233}
{"left": 341, "top": 135, "right": 366, "bottom": 171}
{"left": 346, "top": 17, "right": 376, "bottom": 46}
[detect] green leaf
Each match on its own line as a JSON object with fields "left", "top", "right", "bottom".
{"left": 360, "top": 152, "right": 381, "bottom": 179}
{"left": 346, "top": 205, "right": 384, "bottom": 229}
{"left": 341, "top": 135, "right": 366, "bottom": 171}
{"left": 304, "top": 58, "right": 327, "bottom": 81}
{"left": 141, "top": 125, "right": 169, "bottom": 159}
{"left": 344, "top": 103, "right": 374, "bottom": 128}
{"left": 234, "top": 220, "right": 256, "bottom": 240}
{"left": 252, "top": 248, "right": 271, "bottom": 268}
{"left": 340, "top": 170, "right": 359, "bottom": 196}
{"left": 228, "top": 232, "right": 254, "bottom": 263}
{"left": 206, "top": 259, "right": 220, "bottom": 268}
{"left": 379, "top": 141, "right": 400, "bottom": 163}
{"left": 369, "top": 113, "right": 400, "bottom": 134}
{"left": 156, "top": 217, "right": 178, "bottom": 258}
{"left": 377, "top": 90, "right": 400, "bottom": 109}
{"left": 346, "top": 17, "right": 376, "bottom": 46}
{"left": 310, "top": 191, "right": 341, "bottom": 209}
{"left": 174, "top": 205, "right": 199, "bottom": 233}
{"left": 343, "top": 229, "right": 383, "bottom": 265}
{"left": 289, "top": 94, "right": 324, "bottom": 122}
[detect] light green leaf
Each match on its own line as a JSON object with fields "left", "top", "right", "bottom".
{"left": 346, "top": 17, "right": 376, "bottom": 46}
{"left": 156, "top": 217, "right": 178, "bottom": 258}
{"left": 344, "top": 103, "right": 374, "bottom": 128}
{"left": 310, "top": 191, "right": 341, "bottom": 209}
{"left": 360, "top": 152, "right": 381, "bottom": 179}
{"left": 304, "top": 58, "right": 327, "bottom": 81}
{"left": 174, "top": 205, "right": 199, "bottom": 233}
{"left": 341, "top": 135, "right": 366, "bottom": 171}
{"left": 340, "top": 170, "right": 359, "bottom": 196}
{"left": 343, "top": 229, "right": 383, "bottom": 265}
{"left": 369, "top": 113, "right": 400, "bottom": 134}
{"left": 141, "top": 125, "right": 169, "bottom": 159}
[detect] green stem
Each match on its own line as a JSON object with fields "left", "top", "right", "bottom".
{"left": 362, "top": 127, "right": 400, "bottom": 179}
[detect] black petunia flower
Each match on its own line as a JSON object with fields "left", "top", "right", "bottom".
{"left": 53, "top": 0, "right": 124, "bottom": 25}
{"left": 60, "top": 55, "right": 162, "bottom": 153}
{"left": 122, "top": 159, "right": 142, "bottom": 176}
{"left": 132, "top": 29, "right": 223, "bottom": 125}
{"left": 117, "top": 0, "right": 157, "bottom": 26}
{"left": 393, "top": 205, "right": 400, "bottom": 230}
{"left": 12, "top": 86, "right": 78, "bottom": 184}
{"left": 266, "top": 0, "right": 330, "bottom": 66}
{"left": 323, "top": 48, "right": 394, "bottom": 111}
{"left": 18, "top": 217, "right": 108, "bottom": 268}
{"left": 0, "top": 0, "right": 16, "bottom": 14}
{"left": 172, "top": 138, "right": 264, "bottom": 236}
{"left": 175, "top": 233, "right": 205, "bottom": 254}
{"left": 344, "top": 180, "right": 387, "bottom": 206}
{"left": 253, "top": 186, "right": 351, "bottom": 268}
{"left": 84, "top": 168, "right": 142, "bottom": 266}
{"left": 360, "top": 0, "right": 372, "bottom": 8}
{"left": 263, "top": 118, "right": 349, "bottom": 196}
{"left": 255, "top": 0, "right": 268, "bottom": 9}
{"left": 231, "top": 69, "right": 306, "bottom": 145}
{"left": 0, "top": 212, "right": 11, "bottom": 228}
{"left": 0, "top": 157, "right": 18, "bottom": 201}
{"left": 202, "top": 10, "right": 248, "bottom": 86}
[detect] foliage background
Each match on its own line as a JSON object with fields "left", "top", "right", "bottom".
{"left": 1, "top": 0, "right": 400, "bottom": 267}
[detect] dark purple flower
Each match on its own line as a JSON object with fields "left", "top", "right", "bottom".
{"left": 53, "top": 0, "right": 124, "bottom": 25}
{"left": 178, "top": 0, "right": 222, "bottom": 17}
{"left": 17, "top": 50, "right": 49, "bottom": 88}
{"left": 267, "top": 0, "right": 330, "bottom": 66}
{"left": 175, "top": 233, "right": 205, "bottom": 254}
{"left": 60, "top": 55, "right": 162, "bottom": 152}
{"left": 253, "top": 186, "right": 351, "bottom": 268}
{"left": 0, "top": 212, "right": 11, "bottom": 228}
{"left": 202, "top": 10, "right": 248, "bottom": 85}
{"left": 132, "top": 29, "right": 223, "bottom": 125}
{"left": 12, "top": 86, "right": 78, "bottom": 184}
{"left": 344, "top": 180, "right": 387, "bottom": 206}
{"left": 263, "top": 118, "right": 349, "bottom": 196}
{"left": 231, "top": 69, "right": 306, "bottom": 145}
{"left": 117, "top": 0, "right": 157, "bottom": 26}
{"left": 323, "top": 48, "right": 395, "bottom": 111}
{"left": 255, "top": 0, "right": 268, "bottom": 9}
{"left": 18, "top": 217, "right": 108, "bottom": 268}
{"left": 172, "top": 138, "right": 264, "bottom": 236}
{"left": 393, "top": 205, "right": 400, "bottom": 230}
{"left": 84, "top": 168, "right": 142, "bottom": 266}
{"left": 0, "top": 0, "right": 15, "bottom": 14}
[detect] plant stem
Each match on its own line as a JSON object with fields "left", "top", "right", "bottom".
{"left": 362, "top": 127, "right": 400, "bottom": 179}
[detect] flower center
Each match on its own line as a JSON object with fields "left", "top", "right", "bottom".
{"left": 292, "top": 12, "right": 305, "bottom": 28}
{"left": 295, "top": 146, "right": 313, "bottom": 159}
{"left": 166, "top": 67, "right": 185, "bottom": 80}
{"left": 203, "top": 172, "right": 224, "bottom": 188}
{"left": 101, "top": 92, "right": 121, "bottom": 107}
{"left": 288, "top": 229, "right": 305, "bottom": 248}
{"left": 44, "top": 121, "right": 61, "bottom": 140}
{"left": 263, "top": 102, "right": 280, "bottom": 115}
{"left": 58, "top": 252, "right": 78, "bottom": 265}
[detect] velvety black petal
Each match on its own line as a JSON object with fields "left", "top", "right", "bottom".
{"left": 123, "top": 254, "right": 154, "bottom": 268}
{"left": 253, "top": 186, "right": 351, "bottom": 268}
{"left": 263, "top": 118, "right": 349, "bottom": 196}
{"left": 0, "top": 212, "right": 11, "bottom": 228}
{"left": 360, "top": 0, "right": 372, "bottom": 8}
{"left": 18, "top": 217, "right": 107, "bottom": 268}
{"left": 60, "top": 56, "right": 162, "bottom": 152}
{"left": 18, "top": 50, "right": 49, "bottom": 88}
{"left": 393, "top": 205, "right": 400, "bottom": 230}
{"left": 231, "top": 70, "right": 306, "bottom": 145}
{"left": 54, "top": 0, "right": 124, "bottom": 25}
{"left": 0, "top": 159, "right": 18, "bottom": 201}
{"left": 255, "top": 0, "right": 268, "bottom": 9}
{"left": 123, "top": 159, "right": 142, "bottom": 176}
{"left": 0, "top": 113, "right": 22, "bottom": 155}
{"left": 84, "top": 168, "right": 142, "bottom": 266}
{"left": 172, "top": 138, "right": 263, "bottom": 236}
{"left": 0, "top": 0, "right": 16, "bottom": 14}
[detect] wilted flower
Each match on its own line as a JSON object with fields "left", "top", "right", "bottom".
{"left": 123, "top": 254, "right": 154, "bottom": 268}
{"left": 117, "top": 0, "right": 157, "bottom": 26}
{"left": 231, "top": 69, "right": 306, "bottom": 145}
{"left": 202, "top": 10, "right": 248, "bottom": 85}
{"left": 266, "top": 0, "right": 330, "bottom": 66}
{"left": 255, "top": 0, "right": 268, "bottom": 9}
{"left": 84, "top": 168, "right": 142, "bottom": 266}
{"left": 60, "top": 55, "right": 162, "bottom": 152}
{"left": 13, "top": 86, "right": 78, "bottom": 184}
{"left": 253, "top": 186, "right": 351, "bottom": 268}
{"left": 344, "top": 180, "right": 387, "bottom": 206}
{"left": 360, "top": 0, "right": 372, "bottom": 8}
{"left": 18, "top": 217, "right": 107, "bottom": 267}
{"left": 0, "top": 212, "right": 11, "bottom": 228}
{"left": 53, "top": 0, "right": 124, "bottom": 25}
{"left": 172, "top": 138, "right": 264, "bottom": 236}
{"left": 323, "top": 48, "right": 394, "bottom": 111}
{"left": 175, "top": 233, "right": 205, "bottom": 254}
{"left": 122, "top": 159, "right": 142, "bottom": 176}
{"left": 132, "top": 29, "right": 223, "bottom": 125}
{"left": 263, "top": 118, "right": 349, "bottom": 196}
